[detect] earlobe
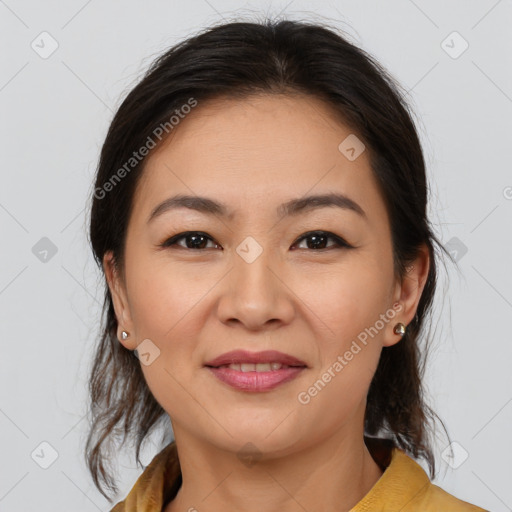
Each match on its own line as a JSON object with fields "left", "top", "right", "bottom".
{"left": 103, "top": 251, "right": 137, "bottom": 350}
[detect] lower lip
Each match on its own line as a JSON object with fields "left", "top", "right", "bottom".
{"left": 206, "top": 366, "right": 306, "bottom": 392}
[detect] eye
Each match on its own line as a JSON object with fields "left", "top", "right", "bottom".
{"left": 159, "top": 231, "right": 221, "bottom": 250}
{"left": 291, "top": 230, "right": 353, "bottom": 251}
{"left": 159, "top": 230, "right": 353, "bottom": 251}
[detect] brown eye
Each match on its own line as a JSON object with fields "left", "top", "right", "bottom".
{"left": 160, "top": 232, "right": 220, "bottom": 250}
{"left": 292, "top": 231, "right": 352, "bottom": 251}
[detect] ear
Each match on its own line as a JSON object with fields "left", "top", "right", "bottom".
{"left": 383, "top": 244, "right": 430, "bottom": 348}
{"left": 103, "top": 250, "right": 137, "bottom": 350}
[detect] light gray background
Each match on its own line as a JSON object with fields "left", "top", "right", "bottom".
{"left": 1, "top": 1, "right": 511, "bottom": 511}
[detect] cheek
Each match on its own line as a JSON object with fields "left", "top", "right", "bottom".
{"left": 297, "top": 257, "right": 394, "bottom": 346}
{"left": 296, "top": 280, "right": 386, "bottom": 435}
{"left": 294, "top": 349, "right": 378, "bottom": 446}
{"left": 125, "top": 259, "right": 210, "bottom": 425}
{"left": 126, "top": 256, "right": 214, "bottom": 341}
{"left": 293, "top": 260, "right": 391, "bottom": 411}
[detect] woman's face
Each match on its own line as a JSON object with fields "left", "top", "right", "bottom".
{"left": 105, "top": 93, "right": 427, "bottom": 458}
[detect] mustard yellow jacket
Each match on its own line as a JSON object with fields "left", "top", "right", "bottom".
{"left": 111, "top": 441, "right": 488, "bottom": 511}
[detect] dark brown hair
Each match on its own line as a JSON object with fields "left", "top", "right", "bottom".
{"left": 86, "top": 17, "right": 450, "bottom": 502}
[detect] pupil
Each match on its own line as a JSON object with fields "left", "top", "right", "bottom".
{"left": 189, "top": 235, "right": 207, "bottom": 249}
{"left": 308, "top": 234, "right": 326, "bottom": 249}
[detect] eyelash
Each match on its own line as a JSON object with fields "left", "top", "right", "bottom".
{"left": 158, "top": 230, "right": 354, "bottom": 252}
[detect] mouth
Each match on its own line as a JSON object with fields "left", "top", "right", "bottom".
{"left": 214, "top": 362, "right": 298, "bottom": 372}
{"left": 204, "top": 350, "right": 308, "bottom": 392}
{"left": 204, "top": 349, "right": 308, "bottom": 368}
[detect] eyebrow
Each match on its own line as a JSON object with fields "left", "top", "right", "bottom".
{"left": 147, "top": 192, "right": 367, "bottom": 224}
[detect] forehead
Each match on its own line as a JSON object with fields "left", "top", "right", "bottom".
{"left": 133, "top": 93, "right": 386, "bottom": 224}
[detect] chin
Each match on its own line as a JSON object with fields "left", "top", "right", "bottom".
{"left": 202, "top": 414, "right": 304, "bottom": 458}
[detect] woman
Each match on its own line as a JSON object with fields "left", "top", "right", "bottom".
{"left": 86, "top": 18, "right": 488, "bottom": 511}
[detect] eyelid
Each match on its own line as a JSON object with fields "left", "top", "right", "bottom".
{"left": 292, "top": 230, "right": 353, "bottom": 250}
{"left": 159, "top": 231, "right": 221, "bottom": 250}
{"left": 158, "top": 230, "right": 354, "bottom": 251}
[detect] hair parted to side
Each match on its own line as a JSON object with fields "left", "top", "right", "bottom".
{"left": 86, "top": 17, "right": 451, "bottom": 502}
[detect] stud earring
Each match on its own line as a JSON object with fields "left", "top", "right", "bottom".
{"left": 393, "top": 323, "right": 406, "bottom": 336}
{"left": 121, "top": 331, "right": 129, "bottom": 340}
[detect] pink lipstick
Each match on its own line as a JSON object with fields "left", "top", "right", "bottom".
{"left": 204, "top": 349, "right": 307, "bottom": 392}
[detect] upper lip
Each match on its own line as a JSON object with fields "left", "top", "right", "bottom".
{"left": 204, "top": 350, "right": 308, "bottom": 367}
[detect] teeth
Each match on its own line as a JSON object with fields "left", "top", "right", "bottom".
{"left": 227, "top": 362, "right": 284, "bottom": 372}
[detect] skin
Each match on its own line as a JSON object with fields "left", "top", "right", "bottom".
{"left": 104, "top": 93, "right": 429, "bottom": 512}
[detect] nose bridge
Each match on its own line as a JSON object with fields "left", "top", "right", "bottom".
{"left": 234, "top": 241, "right": 274, "bottom": 299}
{"left": 217, "top": 236, "right": 294, "bottom": 329}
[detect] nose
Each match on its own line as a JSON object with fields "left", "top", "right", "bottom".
{"left": 216, "top": 247, "right": 295, "bottom": 331}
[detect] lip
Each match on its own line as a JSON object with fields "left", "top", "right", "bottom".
{"left": 204, "top": 350, "right": 308, "bottom": 393}
{"left": 204, "top": 349, "right": 308, "bottom": 368}
{"left": 207, "top": 366, "right": 305, "bottom": 392}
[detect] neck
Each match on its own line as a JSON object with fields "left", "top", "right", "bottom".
{"left": 164, "top": 427, "right": 384, "bottom": 512}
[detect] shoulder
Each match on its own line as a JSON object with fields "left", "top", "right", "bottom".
{"left": 393, "top": 450, "right": 487, "bottom": 511}
{"left": 353, "top": 441, "right": 488, "bottom": 511}
{"left": 411, "top": 480, "right": 488, "bottom": 511}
